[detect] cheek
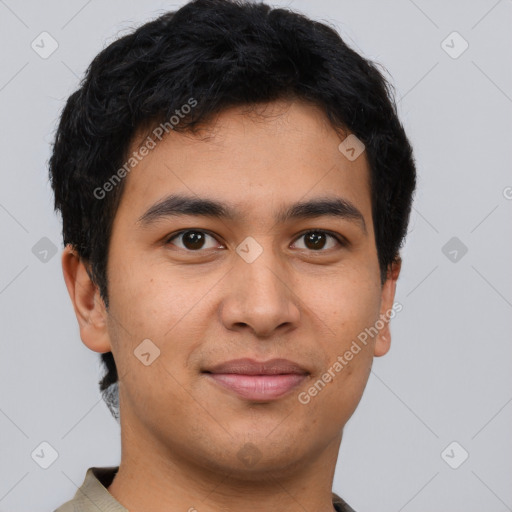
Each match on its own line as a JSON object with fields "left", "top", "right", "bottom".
{"left": 107, "top": 277, "right": 201, "bottom": 428}
{"left": 109, "top": 255, "right": 202, "bottom": 336}
{"left": 299, "top": 272, "right": 380, "bottom": 416}
{"left": 106, "top": 259, "right": 217, "bottom": 390}
{"left": 105, "top": 266, "right": 179, "bottom": 379}
{"left": 308, "top": 268, "right": 382, "bottom": 344}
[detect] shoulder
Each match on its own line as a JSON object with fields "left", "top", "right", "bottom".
{"left": 53, "top": 466, "right": 122, "bottom": 512}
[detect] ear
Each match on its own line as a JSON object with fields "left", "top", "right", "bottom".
{"left": 61, "top": 244, "right": 112, "bottom": 354}
{"left": 373, "top": 258, "right": 401, "bottom": 357}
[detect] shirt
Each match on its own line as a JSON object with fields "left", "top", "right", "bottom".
{"left": 54, "top": 466, "right": 357, "bottom": 512}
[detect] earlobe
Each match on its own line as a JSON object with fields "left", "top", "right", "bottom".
{"left": 374, "top": 258, "right": 401, "bottom": 357}
{"left": 61, "top": 244, "right": 112, "bottom": 354}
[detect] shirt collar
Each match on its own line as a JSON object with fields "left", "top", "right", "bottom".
{"left": 56, "top": 466, "right": 356, "bottom": 512}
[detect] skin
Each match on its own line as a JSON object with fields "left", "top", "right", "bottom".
{"left": 62, "top": 98, "right": 400, "bottom": 512}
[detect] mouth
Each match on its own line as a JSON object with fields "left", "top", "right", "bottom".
{"left": 202, "top": 358, "right": 309, "bottom": 402}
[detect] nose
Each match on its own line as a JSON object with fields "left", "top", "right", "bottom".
{"left": 219, "top": 245, "right": 301, "bottom": 338}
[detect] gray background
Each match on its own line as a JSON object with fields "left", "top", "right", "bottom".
{"left": 0, "top": 0, "right": 511, "bottom": 511}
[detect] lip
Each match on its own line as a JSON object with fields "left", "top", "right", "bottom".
{"left": 203, "top": 358, "right": 309, "bottom": 402}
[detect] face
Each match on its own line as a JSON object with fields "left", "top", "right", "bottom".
{"left": 64, "top": 99, "right": 399, "bottom": 479}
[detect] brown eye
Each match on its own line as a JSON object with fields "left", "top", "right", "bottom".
{"left": 166, "top": 230, "right": 221, "bottom": 251}
{"left": 292, "top": 230, "right": 344, "bottom": 251}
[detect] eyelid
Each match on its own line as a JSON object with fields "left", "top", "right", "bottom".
{"left": 165, "top": 229, "right": 224, "bottom": 249}
{"left": 291, "top": 229, "right": 347, "bottom": 249}
{"left": 165, "top": 228, "right": 347, "bottom": 252}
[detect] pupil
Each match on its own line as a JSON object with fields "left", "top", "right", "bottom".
{"left": 180, "top": 231, "right": 327, "bottom": 251}
{"left": 183, "top": 231, "right": 205, "bottom": 250}
{"left": 305, "top": 232, "right": 325, "bottom": 250}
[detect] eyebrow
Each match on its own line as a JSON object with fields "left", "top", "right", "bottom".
{"left": 136, "top": 193, "right": 367, "bottom": 234}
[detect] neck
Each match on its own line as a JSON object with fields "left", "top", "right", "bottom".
{"left": 108, "top": 413, "right": 342, "bottom": 512}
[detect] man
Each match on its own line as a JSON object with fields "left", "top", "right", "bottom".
{"left": 50, "top": 0, "right": 416, "bottom": 510}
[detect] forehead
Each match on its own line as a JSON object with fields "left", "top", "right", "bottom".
{"left": 116, "top": 99, "right": 373, "bottom": 230}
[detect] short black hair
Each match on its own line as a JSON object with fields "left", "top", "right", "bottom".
{"left": 49, "top": 0, "right": 416, "bottom": 418}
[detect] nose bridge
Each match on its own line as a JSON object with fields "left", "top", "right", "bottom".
{"left": 220, "top": 236, "right": 300, "bottom": 336}
{"left": 240, "top": 253, "right": 284, "bottom": 304}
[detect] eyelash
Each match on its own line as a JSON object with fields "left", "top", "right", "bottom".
{"left": 165, "top": 229, "right": 347, "bottom": 252}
